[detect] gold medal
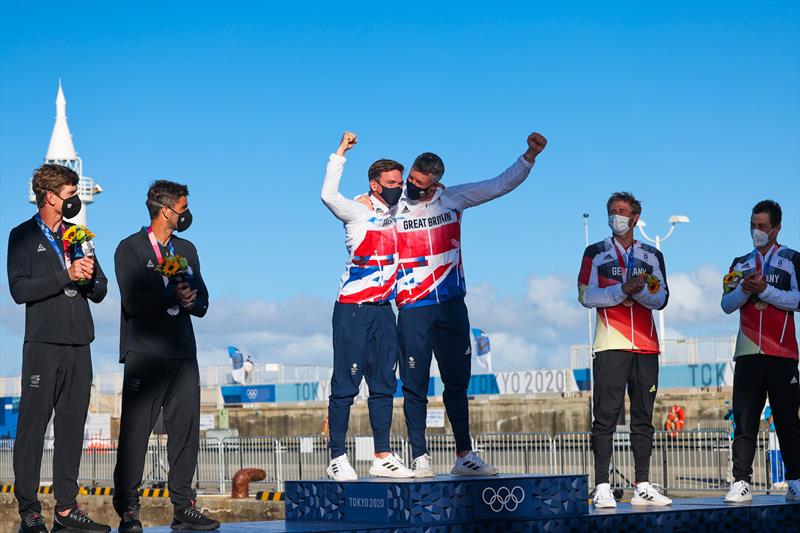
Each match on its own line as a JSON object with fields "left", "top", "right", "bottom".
{"left": 623, "top": 299, "right": 634, "bottom": 307}
{"left": 754, "top": 300, "right": 768, "bottom": 311}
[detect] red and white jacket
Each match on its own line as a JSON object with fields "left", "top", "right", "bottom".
{"left": 321, "top": 154, "right": 397, "bottom": 304}
{"left": 721, "top": 244, "right": 800, "bottom": 360}
{"left": 395, "top": 156, "right": 534, "bottom": 308}
{"left": 578, "top": 237, "right": 669, "bottom": 354}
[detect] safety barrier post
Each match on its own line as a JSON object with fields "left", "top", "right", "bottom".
{"left": 217, "top": 439, "right": 225, "bottom": 494}
{"left": 661, "top": 440, "right": 669, "bottom": 496}
{"left": 275, "top": 439, "right": 284, "bottom": 492}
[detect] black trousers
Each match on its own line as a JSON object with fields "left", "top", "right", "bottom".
{"left": 399, "top": 298, "right": 473, "bottom": 458}
{"left": 113, "top": 354, "right": 200, "bottom": 514}
{"left": 328, "top": 302, "right": 398, "bottom": 458}
{"left": 592, "top": 350, "right": 659, "bottom": 485}
{"left": 14, "top": 342, "right": 92, "bottom": 514}
{"left": 732, "top": 354, "right": 800, "bottom": 483}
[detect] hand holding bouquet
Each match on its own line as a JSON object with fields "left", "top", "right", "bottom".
{"left": 640, "top": 273, "right": 661, "bottom": 294}
{"left": 723, "top": 271, "right": 743, "bottom": 293}
{"left": 155, "top": 254, "right": 191, "bottom": 316}
{"left": 63, "top": 225, "right": 96, "bottom": 285}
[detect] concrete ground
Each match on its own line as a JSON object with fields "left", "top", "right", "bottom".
{"left": 0, "top": 494, "right": 284, "bottom": 533}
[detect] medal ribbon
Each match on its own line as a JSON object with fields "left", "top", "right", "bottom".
{"left": 34, "top": 214, "right": 71, "bottom": 270}
{"left": 755, "top": 244, "right": 779, "bottom": 278}
{"left": 613, "top": 239, "right": 636, "bottom": 282}
{"left": 145, "top": 226, "right": 174, "bottom": 265}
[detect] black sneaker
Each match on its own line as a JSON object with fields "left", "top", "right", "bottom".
{"left": 18, "top": 510, "right": 48, "bottom": 533}
{"left": 171, "top": 501, "right": 219, "bottom": 531}
{"left": 52, "top": 508, "right": 111, "bottom": 532}
{"left": 118, "top": 505, "right": 143, "bottom": 533}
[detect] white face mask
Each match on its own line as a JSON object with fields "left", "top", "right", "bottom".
{"left": 751, "top": 228, "right": 774, "bottom": 248}
{"left": 608, "top": 214, "right": 631, "bottom": 236}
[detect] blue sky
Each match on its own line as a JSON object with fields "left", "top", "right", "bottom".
{"left": 1, "top": 1, "right": 798, "bottom": 376}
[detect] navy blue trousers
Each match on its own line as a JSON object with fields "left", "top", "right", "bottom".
{"left": 328, "top": 302, "right": 398, "bottom": 458}
{"left": 399, "top": 298, "right": 473, "bottom": 458}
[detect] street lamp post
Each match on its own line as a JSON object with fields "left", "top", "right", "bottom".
{"left": 635, "top": 215, "right": 690, "bottom": 343}
{"left": 583, "top": 214, "right": 593, "bottom": 351}
{"left": 583, "top": 213, "right": 594, "bottom": 427}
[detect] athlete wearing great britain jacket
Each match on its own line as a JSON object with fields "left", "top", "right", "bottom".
{"left": 396, "top": 132, "right": 547, "bottom": 478}
{"left": 320, "top": 131, "right": 413, "bottom": 481}
{"left": 578, "top": 191, "right": 672, "bottom": 509}
{"left": 720, "top": 200, "right": 800, "bottom": 504}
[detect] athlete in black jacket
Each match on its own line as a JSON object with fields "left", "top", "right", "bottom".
{"left": 112, "top": 180, "right": 218, "bottom": 532}
{"left": 7, "top": 164, "right": 110, "bottom": 533}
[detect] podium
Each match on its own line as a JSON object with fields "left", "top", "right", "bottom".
{"left": 285, "top": 474, "right": 587, "bottom": 529}
{"left": 145, "top": 475, "right": 800, "bottom": 532}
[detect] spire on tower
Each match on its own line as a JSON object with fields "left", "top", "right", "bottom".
{"left": 45, "top": 80, "right": 77, "bottom": 161}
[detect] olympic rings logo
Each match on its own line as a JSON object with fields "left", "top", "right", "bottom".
{"left": 481, "top": 486, "right": 525, "bottom": 512}
{"left": 246, "top": 389, "right": 258, "bottom": 400}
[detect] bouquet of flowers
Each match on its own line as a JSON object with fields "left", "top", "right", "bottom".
{"left": 642, "top": 273, "right": 661, "bottom": 294}
{"left": 155, "top": 254, "right": 190, "bottom": 281}
{"left": 722, "top": 271, "right": 743, "bottom": 293}
{"left": 63, "top": 225, "right": 96, "bottom": 285}
{"left": 155, "top": 254, "right": 190, "bottom": 316}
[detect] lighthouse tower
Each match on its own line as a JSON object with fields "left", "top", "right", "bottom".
{"left": 28, "top": 81, "right": 101, "bottom": 226}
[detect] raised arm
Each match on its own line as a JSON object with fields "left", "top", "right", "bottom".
{"left": 320, "top": 131, "right": 371, "bottom": 222}
{"left": 444, "top": 132, "right": 547, "bottom": 211}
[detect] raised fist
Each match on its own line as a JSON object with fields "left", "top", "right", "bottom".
{"left": 526, "top": 132, "right": 547, "bottom": 158}
{"left": 337, "top": 131, "right": 358, "bottom": 156}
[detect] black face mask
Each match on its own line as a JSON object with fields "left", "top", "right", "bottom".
{"left": 57, "top": 193, "right": 82, "bottom": 219}
{"left": 378, "top": 186, "right": 402, "bottom": 207}
{"left": 406, "top": 180, "right": 432, "bottom": 200}
{"left": 154, "top": 200, "right": 193, "bottom": 232}
{"left": 171, "top": 207, "right": 193, "bottom": 232}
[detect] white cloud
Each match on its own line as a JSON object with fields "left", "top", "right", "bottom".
{"left": 664, "top": 264, "right": 730, "bottom": 326}
{"left": 0, "top": 265, "right": 761, "bottom": 377}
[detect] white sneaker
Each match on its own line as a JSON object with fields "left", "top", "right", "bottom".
{"left": 369, "top": 453, "right": 414, "bottom": 478}
{"left": 631, "top": 482, "right": 672, "bottom": 506}
{"left": 592, "top": 483, "right": 617, "bottom": 509}
{"left": 326, "top": 454, "right": 358, "bottom": 481}
{"left": 412, "top": 453, "right": 435, "bottom": 478}
{"left": 786, "top": 479, "right": 800, "bottom": 501}
{"left": 724, "top": 480, "right": 752, "bottom": 503}
{"left": 450, "top": 451, "right": 499, "bottom": 476}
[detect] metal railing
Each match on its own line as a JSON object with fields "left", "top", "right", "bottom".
{"left": 0, "top": 429, "right": 786, "bottom": 494}
{"left": 570, "top": 335, "right": 737, "bottom": 370}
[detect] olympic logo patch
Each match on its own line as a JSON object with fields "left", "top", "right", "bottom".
{"left": 481, "top": 486, "right": 525, "bottom": 512}
{"left": 246, "top": 389, "right": 258, "bottom": 401}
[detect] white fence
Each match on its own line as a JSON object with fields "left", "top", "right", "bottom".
{"left": 570, "top": 335, "right": 737, "bottom": 370}
{"left": 0, "top": 429, "right": 784, "bottom": 495}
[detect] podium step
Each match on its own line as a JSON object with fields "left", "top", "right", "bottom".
{"left": 141, "top": 495, "right": 800, "bottom": 532}
{"left": 285, "top": 474, "right": 589, "bottom": 526}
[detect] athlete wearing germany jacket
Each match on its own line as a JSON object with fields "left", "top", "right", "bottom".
{"left": 320, "top": 132, "right": 413, "bottom": 481}
{"left": 396, "top": 132, "right": 547, "bottom": 478}
{"left": 721, "top": 200, "right": 800, "bottom": 504}
{"left": 578, "top": 191, "right": 672, "bottom": 509}
{"left": 7, "top": 164, "right": 110, "bottom": 533}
